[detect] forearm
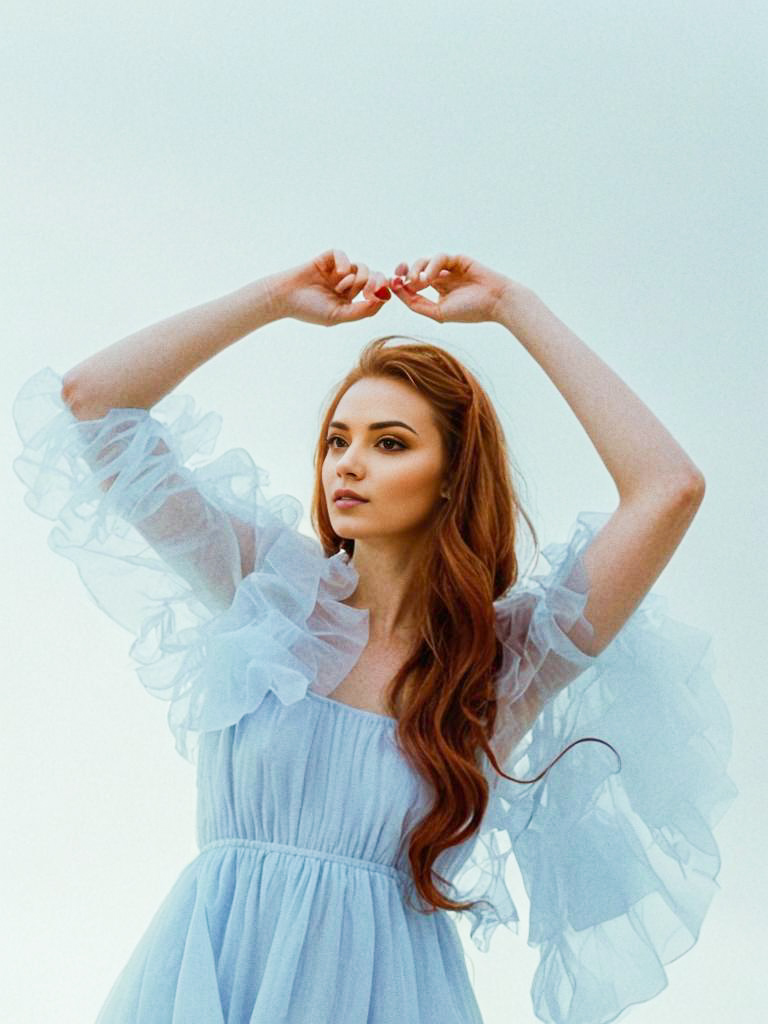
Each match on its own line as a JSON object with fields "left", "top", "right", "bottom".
{"left": 61, "top": 273, "right": 283, "bottom": 417}
{"left": 495, "top": 285, "right": 705, "bottom": 502}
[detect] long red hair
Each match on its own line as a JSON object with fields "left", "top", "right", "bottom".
{"left": 310, "top": 335, "right": 609, "bottom": 917}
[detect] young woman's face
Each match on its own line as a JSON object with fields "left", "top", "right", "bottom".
{"left": 322, "top": 376, "right": 448, "bottom": 548}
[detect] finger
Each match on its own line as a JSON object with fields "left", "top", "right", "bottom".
{"left": 390, "top": 278, "right": 442, "bottom": 322}
{"left": 364, "top": 272, "right": 390, "bottom": 301}
{"left": 419, "top": 252, "right": 457, "bottom": 284}
{"left": 407, "top": 257, "right": 430, "bottom": 287}
{"left": 332, "top": 249, "right": 357, "bottom": 279}
{"left": 318, "top": 250, "right": 335, "bottom": 275}
{"left": 388, "top": 263, "right": 408, "bottom": 288}
{"left": 346, "top": 262, "right": 370, "bottom": 299}
{"left": 335, "top": 272, "right": 356, "bottom": 293}
{"left": 338, "top": 265, "right": 386, "bottom": 305}
{"left": 335, "top": 292, "right": 389, "bottom": 323}
{"left": 335, "top": 261, "right": 368, "bottom": 294}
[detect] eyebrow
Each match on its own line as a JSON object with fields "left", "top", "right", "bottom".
{"left": 328, "top": 419, "right": 419, "bottom": 436}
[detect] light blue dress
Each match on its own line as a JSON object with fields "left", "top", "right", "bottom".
{"left": 13, "top": 366, "right": 737, "bottom": 1024}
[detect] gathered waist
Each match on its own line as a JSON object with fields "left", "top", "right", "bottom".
{"left": 198, "top": 837, "right": 412, "bottom": 886}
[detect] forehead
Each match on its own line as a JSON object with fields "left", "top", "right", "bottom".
{"left": 333, "top": 377, "right": 432, "bottom": 422}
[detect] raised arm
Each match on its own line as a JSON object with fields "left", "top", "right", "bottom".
{"left": 388, "top": 254, "right": 705, "bottom": 752}
{"left": 57, "top": 273, "right": 285, "bottom": 601}
{"left": 390, "top": 254, "right": 704, "bottom": 656}
{"left": 492, "top": 281, "right": 705, "bottom": 657}
{"left": 56, "top": 252, "right": 393, "bottom": 602}
{"left": 60, "top": 249, "right": 393, "bottom": 415}
{"left": 60, "top": 275, "right": 282, "bottom": 417}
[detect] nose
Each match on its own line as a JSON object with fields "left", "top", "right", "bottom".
{"left": 332, "top": 451, "right": 366, "bottom": 491}
{"left": 334, "top": 441, "right": 362, "bottom": 471}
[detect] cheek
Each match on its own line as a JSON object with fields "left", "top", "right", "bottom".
{"left": 321, "top": 460, "right": 336, "bottom": 503}
{"left": 321, "top": 453, "right": 336, "bottom": 484}
{"left": 382, "top": 457, "right": 441, "bottom": 505}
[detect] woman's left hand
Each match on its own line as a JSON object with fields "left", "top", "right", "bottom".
{"left": 388, "top": 253, "right": 518, "bottom": 324}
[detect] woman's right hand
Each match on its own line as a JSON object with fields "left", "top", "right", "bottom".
{"left": 268, "top": 249, "right": 392, "bottom": 326}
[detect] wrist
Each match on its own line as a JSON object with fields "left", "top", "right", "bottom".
{"left": 226, "top": 274, "right": 287, "bottom": 332}
{"left": 264, "top": 269, "right": 301, "bottom": 322}
{"left": 492, "top": 280, "right": 538, "bottom": 330}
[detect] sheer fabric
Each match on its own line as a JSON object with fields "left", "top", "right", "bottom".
{"left": 12, "top": 367, "right": 736, "bottom": 1024}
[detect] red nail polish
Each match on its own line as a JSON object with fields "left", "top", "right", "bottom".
{"left": 375, "top": 287, "right": 391, "bottom": 300}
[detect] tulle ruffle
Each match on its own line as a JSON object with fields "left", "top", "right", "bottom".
{"left": 12, "top": 366, "right": 370, "bottom": 762}
{"left": 445, "top": 511, "right": 737, "bottom": 1024}
{"left": 14, "top": 369, "right": 737, "bottom": 1023}
{"left": 134, "top": 538, "right": 370, "bottom": 762}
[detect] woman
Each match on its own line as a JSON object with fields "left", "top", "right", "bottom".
{"left": 12, "top": 249, "right": 736, "bottom": 1024}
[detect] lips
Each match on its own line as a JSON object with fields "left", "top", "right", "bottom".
{"left": 333, "top": 489, "right": 368, "bottom": 502}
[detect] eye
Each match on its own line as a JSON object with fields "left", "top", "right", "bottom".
{"left": 325, "top": 435, "right": 406, "bottom": 452}
{"left": 377, "top": 436, "right": 406, "bottom": 451}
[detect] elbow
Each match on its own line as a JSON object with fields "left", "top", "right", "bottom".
{"left": 658, "top": 472, "right": 706, "bottom": 529}
{"left": 628, "top": 470, "right": 706, "bottom": 519}
{"left": 60, "top": 373, "right": 107, "bottom": 422}
{"left": 60, "top": 372, "right": 86, "bottom": 416}
{"left": 656, "top": 468, "right": 706, "bottom": 509}
{"left": 677, "top": 470, "right": 706, "bottom": 506}
{"left": 60, "top": 371, "right": 77, "bottom": 407}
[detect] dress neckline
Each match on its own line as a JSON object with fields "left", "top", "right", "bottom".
{"left": 311, "top": 548, "right": 397, "bottom": 726}
{"left": 305, "top": 689, "right": 397, "bottom": 728}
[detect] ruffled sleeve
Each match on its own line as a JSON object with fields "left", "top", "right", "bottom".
{"left": 12, "top": 366, "right": 370, "bottom": 763}
{"left": 442, "top": 511, "right": 737, "bottom": 1024}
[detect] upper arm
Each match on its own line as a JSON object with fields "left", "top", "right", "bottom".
{"left": 491, "top": 478, "right": 705, "bottom": 763}
{"left": 67, "top": 392, "right": 263, "bottom": 612}
{"left": 577, "top": 479, "right": 705, "bottom": 657}
{"left": 125, "top": 444, "right": 256, "bottom": 609}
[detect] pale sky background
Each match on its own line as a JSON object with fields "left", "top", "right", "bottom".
{"left": 3, "top": 1, "right": 765, "bottom": 1021}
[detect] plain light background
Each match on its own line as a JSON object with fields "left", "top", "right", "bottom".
{"left": 3, "top": 1, "right": 764, "bottom": 1021}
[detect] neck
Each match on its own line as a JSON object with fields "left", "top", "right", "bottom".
{"left": 343, "top": 538, "right": 427, "bottom": 641}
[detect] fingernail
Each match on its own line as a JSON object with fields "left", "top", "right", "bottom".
{"left": 374, "top": 287, "right": 391, "bottom": 300}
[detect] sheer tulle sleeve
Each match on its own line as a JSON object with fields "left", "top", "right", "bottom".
{"left": 11, "top": 366, "right": 369, "bottom": 762}
{"left": 443, "top": 511, "right": 737, "bottom": 1024}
